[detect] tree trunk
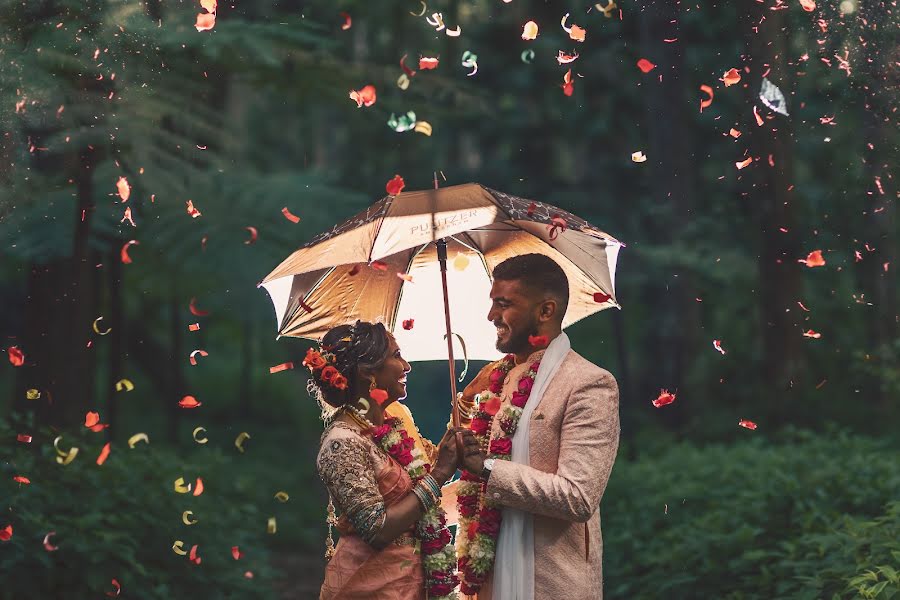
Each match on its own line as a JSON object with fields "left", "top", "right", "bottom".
{"left": 744, "top": 1, "right": 806, "bottom": 418}
{"left": 104, "top": 245, "right": 124, "bottom": 437}
{"left": 637, "top": 0, "right": 700, "bottom": 431}
{"left": 167, "top": 296, "right": 186, "bottom": 443}
{"left": 859, "top": 1, "right": 898, "bottom": 417}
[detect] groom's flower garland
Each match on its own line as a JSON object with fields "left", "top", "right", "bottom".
{"left": 455, "top": 355, "right": 541, "bottom": 595}
{"left": 369, "top": 416, "right": 459, "bottom": 599}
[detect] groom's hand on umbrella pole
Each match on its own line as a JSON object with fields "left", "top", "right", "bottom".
{"left": 459, "top": 430, "right": 485, "bottom": 475}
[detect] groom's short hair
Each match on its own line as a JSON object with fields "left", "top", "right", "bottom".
{"left": 492, "top": 254, "right": 569, "bottom": 319}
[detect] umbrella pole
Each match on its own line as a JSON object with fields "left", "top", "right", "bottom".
{"left": 436, "top": 239, "right": 461, "bottom": 428}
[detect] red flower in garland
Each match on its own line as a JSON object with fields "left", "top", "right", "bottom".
{"left": 470, "top": 416, "right": 490, "bottom": 435}
{"left": 510, "top": 391, "right": 528, "bottom": 408}
{"left": 490, "top": 437, "right": 512, "bottom": 456}
{"left": 476, "top": 508, "right": 502, "bottom": 536}
{"left": 517, "top": 376, "right": 534, "bottom": 394}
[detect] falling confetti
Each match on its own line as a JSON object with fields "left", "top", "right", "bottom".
{"left": 179, "top": 395, "right": 202, "bottom": 409}
{"left": 386, "top": 175, "right": 405, "bottom": 196}
{"left": 521, "top": 21, "right": 538, "bottom": 40}
{"left": 349, "top": 85, "right": 377, "bottom": 108}
{"left": 798, "top": 250, "right": 826, "bottom": 267}
{"left": 700, "top": 85, "right": 714, "bottom": 112}
{"left": 713, "top": 340, "right": 726, "bottom": 355}
{"left": 652, "top": 389, "right": 676, "bottom": 408}
{"left": 637, "top": 59, "right": 656, "bottom": 73}
{"left": 7, "top": 346, "right": 24, "bottom": 366}
{"left": 461, "top": 51, "right": 478, "bottom": 76}
{"left": 759, "top": 78, "right": 789, "bottom": 116}
{"left": 739, "top": 419, "right": 758, "bottom": 430}
{"left": 116, "top": 177, "right": 130, "bottom": 202}
{"left": 721, "top": 68, "right": 741, "bottom": 87}
{"left": 631, "top": 151, "right": 647, "bottom": 163}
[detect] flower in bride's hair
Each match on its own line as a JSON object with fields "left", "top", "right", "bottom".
{"left": 331, "top": 373, "right": 348, "bottom": 390}
{"left": 320, "top": 365, "right": 339, "bottom": 382}
{"left": 302, "top": 348, "right": 327, "bottom": 371}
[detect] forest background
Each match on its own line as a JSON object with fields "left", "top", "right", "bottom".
{"left": 0, "top": 0, "right": 897, "bottom": 598}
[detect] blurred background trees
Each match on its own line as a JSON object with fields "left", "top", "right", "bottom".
{"left": 1, "top": 0, "right": 897, "bottom": 598}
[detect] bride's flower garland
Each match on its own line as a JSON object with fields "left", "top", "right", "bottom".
{"left": 455, "top": 355, "right": 542, "bottom": 595}
{"left": 370, "top": 416, "right": 459, "bottom": 599}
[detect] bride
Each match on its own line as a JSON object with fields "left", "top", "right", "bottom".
{"left": 307, "top": 320, "right": 465, "bottom": 599}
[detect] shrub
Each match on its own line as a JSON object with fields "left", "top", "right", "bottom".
{"left": 603, "top": 427, "right": 900, "bottom": 599}
{"left": 0, "top": 413, "right": 278, "bottom": 599}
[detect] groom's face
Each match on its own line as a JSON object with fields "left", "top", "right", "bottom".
{"left": 488, "top": 279, "right": 540, "bottom": 355}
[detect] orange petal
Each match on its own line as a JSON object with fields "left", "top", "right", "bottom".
{"left": 8, "top": 346, "right": 25, "bottom": 367}
{"left": 179, "top": 395, "right": 202, "bottom": 409}
{"left": 281, "top": 207, "right": 301, "bottom": 223}
{"left": 569, "top": 24, "right": 586, "bottom": 42}
{"left": 189, "top": 297, "right": 210, "bottom": 317}
{"left": 85, "top": 411, "right": 101, "bottom": 428}
{"left": 96, "top": 442, "right": 111, "bottom": 466}
{"left": 116, "top": 177, "right": 130, "bottom": 202}
{"left": 195, "top": 12, "right": 216, "bottom": 32}
{"left": 636, "top": 58, "right": 656, "bottom": 73}
{"left": 699, "top": 84, "right": 714, "bottom": 111}
{"left": 722, "top": 68, "right": 741, "bottom": 87}
{"left": 120, "top": 240, "right": 138, "bottom": 264}
{"left": 193, "top": 477, "right": 204, "bottom": 496}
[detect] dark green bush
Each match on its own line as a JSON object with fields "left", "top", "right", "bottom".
{"left": 603, "top": 427, "right": 900, "bottom": 599}
{"left": 0, "top": 413, "right": 279, "bottom": 599}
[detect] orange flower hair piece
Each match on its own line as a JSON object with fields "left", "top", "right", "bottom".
{"left": 303, "top": 347, "right": 347, "bottom": 390}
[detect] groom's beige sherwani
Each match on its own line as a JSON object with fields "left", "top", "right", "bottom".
{"left": 461, "top": 349, "right": 620, "bottom": 600}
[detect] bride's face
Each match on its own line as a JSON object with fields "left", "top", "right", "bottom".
{"left": 372, "top": 334, "right": 412, "bottom": 404}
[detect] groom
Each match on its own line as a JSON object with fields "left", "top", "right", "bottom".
{"left": 455, "top": 253, "right": 620, "bottom": 599}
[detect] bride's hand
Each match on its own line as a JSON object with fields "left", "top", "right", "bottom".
{"left": 432, "top": 427, "right": 466, "bottom": 485}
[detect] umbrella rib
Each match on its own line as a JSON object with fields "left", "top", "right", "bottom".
{"left": 366, "top": 195, "right": 396, "bottom": 264}
{"left": 388, "top": 243, "right": 428, "bottom": 331}
{"left": 281, "top": 266, "right": 336, "bottom": 334}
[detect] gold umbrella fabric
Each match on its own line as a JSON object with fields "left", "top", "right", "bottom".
{"left": 259, "top": 183, "right": 623, "bottom": 362}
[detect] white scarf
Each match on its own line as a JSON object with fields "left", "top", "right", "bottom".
{"left": 492, "top": 332, "right": 571, "bottom": 600}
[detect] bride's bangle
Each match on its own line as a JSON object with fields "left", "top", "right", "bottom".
{"left": 412, "top": 483, "right": 437, "bottom": 511}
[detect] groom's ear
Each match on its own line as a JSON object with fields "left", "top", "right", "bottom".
{"left": 538, "top": 298, "right": 557, "bottom": 322}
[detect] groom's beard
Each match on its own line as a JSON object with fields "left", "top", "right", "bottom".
{"left": 496, "top": 318, "right": 538, "bottom": 355}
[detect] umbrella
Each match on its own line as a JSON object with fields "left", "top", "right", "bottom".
{"left": 259, "top": 182, "right": 623, "bottom": 422}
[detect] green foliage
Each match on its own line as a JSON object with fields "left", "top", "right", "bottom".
{"left": 603, "top": 428, "right": 900, "bottom": 599}
{"left": 0, "top": 412, "right": 280, "bottom": 600}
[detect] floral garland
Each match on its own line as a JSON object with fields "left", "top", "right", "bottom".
{"left": 370, "top": 416, "right": 459, "bottom": 599}
{"left": 455, "top": 355, "right": 542, "bottom": 595}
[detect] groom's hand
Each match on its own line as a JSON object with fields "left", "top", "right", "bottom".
{"left": 459, "top": 430, "right": 486, "bottom": 475}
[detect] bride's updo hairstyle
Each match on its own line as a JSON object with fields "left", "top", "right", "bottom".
{"left": 308, "top": 320, "right": 391, "bottom": 408}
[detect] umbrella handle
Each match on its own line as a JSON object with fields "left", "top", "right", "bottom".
{"left": 436, "top": 239, "right": 461, "bottom": 428}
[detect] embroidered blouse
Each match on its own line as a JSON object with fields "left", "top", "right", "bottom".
{"left": 316, "top": 422, "right": 390, "bottom": 545}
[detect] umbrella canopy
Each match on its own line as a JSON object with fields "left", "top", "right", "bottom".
{"left": 259, "top": 183, "right": 622, "bottom": 362}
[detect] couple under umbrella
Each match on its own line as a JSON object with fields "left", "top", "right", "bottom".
{"left": 259, "top": 183, "right": 623, "bottom": 599}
